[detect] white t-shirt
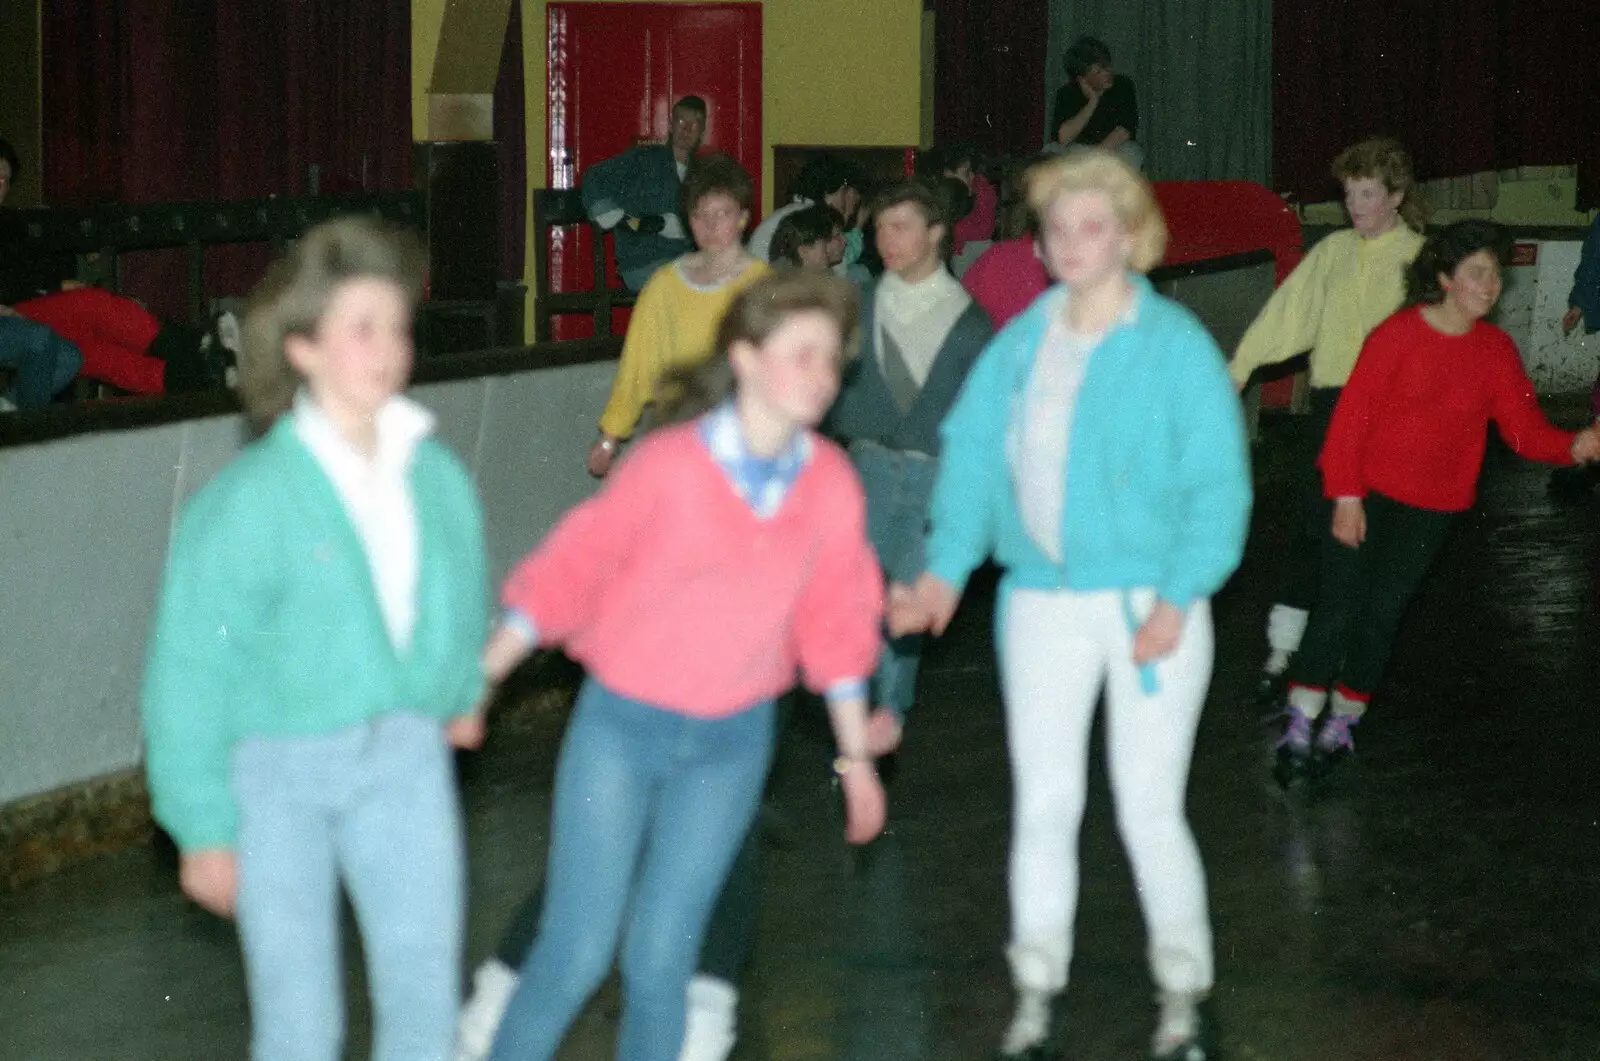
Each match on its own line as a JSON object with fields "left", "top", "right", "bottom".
{"left": 293, "top": 393, "right": 435, "bottom": 652}
{"left": 1012, "top": 318, "right": 1102, "bottom": 564}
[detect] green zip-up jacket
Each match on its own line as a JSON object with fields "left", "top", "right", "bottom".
{"left": 140, "top": 417, "right": 489, "bottom": 852}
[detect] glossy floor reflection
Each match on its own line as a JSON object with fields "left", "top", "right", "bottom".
{"left": 6, "top": 405, "right": 1600, "bottom": 1061}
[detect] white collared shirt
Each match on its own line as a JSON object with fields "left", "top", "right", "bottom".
{"left": 293, "top": 392, "right": 436, "bottom": 653}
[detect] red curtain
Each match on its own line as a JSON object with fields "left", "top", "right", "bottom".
{"left": 933, "top": 0, "right": 1049, "bottom": 157}
{"left": 41, "top": 0, "right": 412, "bottom": 316}
{"left": 1273, "top": 0, "right": 1600, "bottom": 207}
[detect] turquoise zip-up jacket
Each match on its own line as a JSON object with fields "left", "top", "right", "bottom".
{"left": 140, "top": 417, "right": 489, "bottom": 852}
{"left": 925, "top": 275, "right": 1252, "bottom": 619}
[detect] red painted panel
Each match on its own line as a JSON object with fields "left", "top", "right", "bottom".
{"left": 547, "top": 2, "right": 763, "bottom": 339}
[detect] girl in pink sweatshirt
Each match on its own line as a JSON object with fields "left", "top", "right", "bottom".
{"left": 478, "top": 268, "right": 887, "bottom": 1061}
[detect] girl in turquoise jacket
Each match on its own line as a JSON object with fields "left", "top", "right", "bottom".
{"left": 141, "top": 218, "right": 489, "bottom": 1061}
{"left": 890, "top": 151, "right": 1250, "bottom": 1061}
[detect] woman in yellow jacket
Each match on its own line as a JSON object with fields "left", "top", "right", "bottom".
{"left": 587, "top": 153, "right": 770, "bottom": 477}
{"left": 1229, "top": 138, "right": 1426, "bottom": 703}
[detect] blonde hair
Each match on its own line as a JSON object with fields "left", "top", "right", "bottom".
{"left": 1332, "top": 137, "right": 1428, "bottom": 232}
{"left": 654, "top": 267, "right": 861, "bottom": 425}
{"left": 239, "top": 216, "right": 424, "bottom": 433}
{"left": 1025, "top": 149, "right": 1167, "bottom": 272}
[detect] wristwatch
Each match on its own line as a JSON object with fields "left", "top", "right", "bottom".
{"left": 833, "top": 755, "right": 869, "bottom": 777}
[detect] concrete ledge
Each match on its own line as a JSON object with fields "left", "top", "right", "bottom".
{"left": 0, "top": 769, "right": 153, "bottom": 891}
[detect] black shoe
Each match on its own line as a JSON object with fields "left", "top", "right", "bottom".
{"left": 1308, "top": 713, "right": 1359, "bottom": 781}
{"left": 1271, "top": 707, "right": 1313, "bottom": 789}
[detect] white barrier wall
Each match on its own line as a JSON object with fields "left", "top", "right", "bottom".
{"left": 0, "top": 360, "right": 618, "bottom": 806}
{"left": 0, "top": 255, "right": 1278, "bottom": 809}
{"left": 1499, "top": 239, "right": 1599, "bottom": 395}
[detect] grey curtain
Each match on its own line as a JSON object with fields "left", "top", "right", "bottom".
{"left": 1045, "top": 0, "right": 1271, "bottom": 183}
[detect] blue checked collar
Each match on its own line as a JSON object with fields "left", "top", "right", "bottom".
{"left": 699, "top": 401, "right": 813, "bottom": 519}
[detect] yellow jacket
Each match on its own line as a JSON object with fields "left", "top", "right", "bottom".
{"left": 599, "top": 258, "right": 770, "bottom": 438}
{"left": 1230, "top": 225, "right": 1425, "bottom": 389}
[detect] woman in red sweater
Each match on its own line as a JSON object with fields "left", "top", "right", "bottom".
{"left": 476, "top": 269, "right": 887, "bottom": 1061}
{"left": 1274, "top": 220, "right": 1600, "bottom": 784}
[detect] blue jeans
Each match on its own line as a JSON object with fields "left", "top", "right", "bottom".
{"left": 850, "top": 439, "right": 940, "bottom": 717}
{"left": 0, "top": 314, "right": 81, "bottom": 409}
{"left": 230, "top": 712, "right": 465, "bottom": 1061}
{"left": 489, "top": 681, "right": 775, "bottom": 1061}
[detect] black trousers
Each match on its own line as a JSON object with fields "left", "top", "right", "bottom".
{"left": 1286, "top": 491, "right": 1457, "bottom": 699}
{"left": 1277, "top": 387, "right": 1343, "bottom": 613}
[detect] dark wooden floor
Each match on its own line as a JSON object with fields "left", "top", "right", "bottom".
{"left": 6, "top": 404, "right": 1600, "bottom": 1061}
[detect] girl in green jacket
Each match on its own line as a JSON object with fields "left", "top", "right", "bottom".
{"left": 141, "top": 217, "right": 489, "bottom": 1061}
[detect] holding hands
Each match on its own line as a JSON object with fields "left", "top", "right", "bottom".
{"left": 891, "top": 573, "right": 1186, "bottom": 664}
{"left": 886, "top": 573, "right": 961, "bottom": 637}
{"left": 1571, "top": 424, "right": 1600, "bottom": 464}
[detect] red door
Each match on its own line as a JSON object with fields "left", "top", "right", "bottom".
{"left": 547, "top": 2, "right": 763, "bottom": 338}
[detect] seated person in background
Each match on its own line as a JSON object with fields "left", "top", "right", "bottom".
{"left": 818, "top": 205, "right": 872, "bottom": 285}
{"left": 0, "top": 136, "right": 80, "bottom": 410}
{"left": 0, "top": 135, "right": 234, "bottom": 401}
{"left": 1051, "top": 36, "right": 1141, "bottom": 170}
{"left": 1564, "top": 212, "right": 1600, "bottom": 339}
{"left": 768, "top": 205, "right": 836, "bottom": 269}
{"left": 587, "top": 153, "right": 769, "bottom": 477}
{"left": 1548, "top": 212, "right": 1600, "bottom": 496}
{"left": 960, "top": 179, "right": 1052, "bottom": 330}
{"left": 582, "top": 95, "right": 707, "bottom": 291}
{"left": 747, "top": 155, "right": 862, "bottom": 262}
{"left": 918, "top": 143, "right": 998, "bottom": 256}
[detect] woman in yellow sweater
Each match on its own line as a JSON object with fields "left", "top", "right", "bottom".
{"left": 1229, "top": 138, "right": 1427, "bottom": 704}
{"left": 587, "top": 154, "right": 769, "bottom": 477}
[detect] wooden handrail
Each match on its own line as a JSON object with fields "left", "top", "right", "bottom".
{"left": 0, "top": 192, "right": 423, "bottom": 255}
{"left": 1, "top": 192, "right": 425, "bottom": 326}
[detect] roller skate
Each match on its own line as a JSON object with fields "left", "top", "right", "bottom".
{"left": 1149, "top": 992, "right": 1216, "bottom": 1061}
{"left": 997, "top": 989, "right": 1058, "bottom": 1060}
{"left": 1272, "top": 706, "right": 1313, "bottom": 789}
{"left": 1309, "top": 712, "right": 1358, "bottom": 780}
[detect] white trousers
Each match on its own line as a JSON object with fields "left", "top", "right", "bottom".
{"left": 1000, "top": 586, "right": 1215, "bottom": 997}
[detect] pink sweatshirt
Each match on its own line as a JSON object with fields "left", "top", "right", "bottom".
{"left": 502, "top": 423, "right": 884, "bottom": 717}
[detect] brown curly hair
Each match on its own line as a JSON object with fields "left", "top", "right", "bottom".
{"left": 1332, "top": 137, "right": 1429, "bottom": 232}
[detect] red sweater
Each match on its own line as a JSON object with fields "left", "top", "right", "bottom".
{"left": 961, "top": 237, "right": 1050, "bottom": 330}
{"left": 501, "top": 424, "right": 883, "bottom": 717}
{"left": 1320, "top": 307, "right": 1574, "bottom": 512}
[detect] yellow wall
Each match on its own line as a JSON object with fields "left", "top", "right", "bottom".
{"left": 411, "top": 0, "right": 447, "bottom": 141}
{"left": 415, "top": 0, "right": 927, "bottom": 339}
